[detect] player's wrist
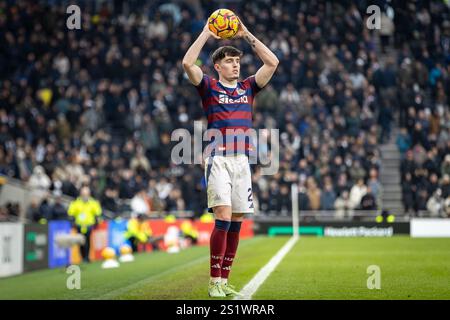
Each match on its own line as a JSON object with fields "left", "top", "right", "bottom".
{"left": 202, "top": 28, "right": 221, "bottom": 40}
{"left": 201, "top": 29, "right": 211, "bottom": 38}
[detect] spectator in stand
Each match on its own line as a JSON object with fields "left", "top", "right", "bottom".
{"left": 297, "top": 185, "right": 310, "bottom": 211}
{"left": 131, "top": 188, "right": 152, "bottom": 216}
{"left": 335, "top": 190, "right": 353, "bottom": 219}
{"left": 51, "top": 192, "right": 67, "bottom": 220}
{"left": 360, "top": 186, "right": 377, "bottom": 211}
{"left": 306, "top": 177, "right": 321, "bottom": 211}
{"left": 442, "top": 155, "right": 450, "bottom": 177}
{"left": 415, "top": 189, "right": 429, "bottom": 213}
{"left": 402, "top": 173, "right": 415, "bottom": 215}
{"left": 367, "top": 168, "right": 382, "bottom": 208}
{"left": 1, "top": 1, "right": 448, "bottom": 219}
{"left": 349, "top": 178, "right": 367, "bottom": 210}
{"left": 396, "top": 128, "right": 411, "bottom": 156}
{"left": 28, "top": 165, "right": 51, "bottom": 201}
{"left": 101, "top": 186, "right": 120, "bottom": 213}
{"left": 441, "top": 174, "right": 450, "bottom": 199}
{"left": 349, "top": 159, "right": 366, "bottom": 184}
{"left": 277, "top": 184, "right": 291, "bottom": 215}
{"left": 320, "top": 180, "right": 336, "bottom": 210}
{"left": 165, "top": 188, "right": 186, "bottom": 213}
{"left": 27, "top": 198, "right": 41, "bottom": 223}
{"left": 0, "top": 206, "right": 8, "bottom": 221}
{"left": 427, "top": 189, "right": 444, "bottom": 217}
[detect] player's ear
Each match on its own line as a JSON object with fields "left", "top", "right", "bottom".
{"left": 213, "top": 63, "right": 220, "bottom": 72}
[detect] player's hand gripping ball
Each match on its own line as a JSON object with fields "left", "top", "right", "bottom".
{"left": 208, "top": 9, "right": 240, "bottom": 39}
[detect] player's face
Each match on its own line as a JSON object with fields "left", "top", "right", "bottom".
{"left": 216, "top": 55, "right": 240, "bottom": 81}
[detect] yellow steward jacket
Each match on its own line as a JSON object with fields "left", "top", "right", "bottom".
{"left": 68, "top": 197, "right": 102, "bottom": 231}
{"left": 125, "top": 218, "right": 152, "bottom": 243}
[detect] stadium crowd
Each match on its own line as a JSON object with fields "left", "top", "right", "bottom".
{"left": 0, "top": 0, "right": 449, "bottom": 220}
{"left": 393, "top": 0, "right": 450, "bottom": 216}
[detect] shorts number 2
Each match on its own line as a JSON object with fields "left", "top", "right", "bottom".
{"left": 248, "top": 187, "right": 253, "bottom": 202}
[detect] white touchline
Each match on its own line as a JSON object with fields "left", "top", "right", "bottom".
{"left": 234, "top": 235, "right": 299, "bottom": 300}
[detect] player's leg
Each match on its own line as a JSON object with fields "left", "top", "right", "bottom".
{"left": 210, "top": 205, "right": 232, "bottom": 283}
{"left": 205, "top": 156, "right": 233, "bottom": 297}
{"left": 221, "top": 155, "right": 253, "bottom": 296}
{"left": 208, "top": 205, "right": 232, "bottom": 298}
{"left": 220, "top": 212, "right": 244, "bottom": 296}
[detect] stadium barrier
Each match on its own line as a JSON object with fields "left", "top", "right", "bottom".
{"left": 0, "top": 218, "right": 254, "bottom": 278}
{"left": 411, "top": 219, "right": 450, "bottom": 237}
{"left": 254, "top": 217, "right": 410, "bottom": 237}
{"left": 3, "top": 216, "right": 450, "bottom": 278}
{"left": 0, "top": 222, "right": 24, "bottom": 277}
{"left": 23, "top": 223, "right": 48, "bottom": 272}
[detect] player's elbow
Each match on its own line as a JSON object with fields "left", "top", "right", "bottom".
{"left": 266, "top": 57, "right": 279, "bottom": 68}
{"left": 272, "top": 57, "right": 280, "bottom": 67}
{"left": 182, "top": 60, "right": 192, "bottom": 70}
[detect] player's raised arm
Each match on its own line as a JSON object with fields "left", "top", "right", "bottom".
{"left": 235, "top": 18, "right": 279, "bottom": 89}
{"left": 182, "top": 22, "right": 221, "bottom": 86}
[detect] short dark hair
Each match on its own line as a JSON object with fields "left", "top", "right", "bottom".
{"left": 211, "top": 46, "right": 243, "bottom": 64}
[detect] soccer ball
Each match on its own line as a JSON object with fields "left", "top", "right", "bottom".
{"left": 101, "top": 247, "right": 120, "bottom": 268}
{"left": 101, "top": 247, "right": 116, "bottom": 260}
{"left": 208, "top": 9, "right": 240, "bottom": 39}
{"left": 119, "top": 244, "right": 132, "bottom": 256}
{"left": 119, "top": 244, "right": 134, "bottom": 263}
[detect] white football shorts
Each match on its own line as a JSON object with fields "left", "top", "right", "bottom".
{"left": 204, "top": 154, "right": 254, "bottom": 214}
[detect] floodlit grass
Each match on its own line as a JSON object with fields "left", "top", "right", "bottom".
{"left": 1, "top": 236, "right": 449, "bottom": 300}
{"left": 255, "top": 236, "right": 450, "bottom": 300}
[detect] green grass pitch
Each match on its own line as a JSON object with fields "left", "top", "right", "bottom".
{"left": 0, "top": 236, "right": 449, "bottom": 300}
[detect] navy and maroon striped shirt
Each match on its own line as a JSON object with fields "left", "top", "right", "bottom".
{"left": 195, "top": 74, "right": 262, "bottom": 157}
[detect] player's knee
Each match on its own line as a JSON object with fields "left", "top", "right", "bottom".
{"left": 231, "top": 213, "right": 245, "bottom": 221}
{"left": 213, "top": 205, "right": 232, "bottom": 221}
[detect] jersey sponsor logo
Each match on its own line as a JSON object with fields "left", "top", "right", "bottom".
{"left": 237, "top": 88, "right": 246, "bottom": 95}
{"left": 218, "top": 94, "right": 248, "bottom": 104}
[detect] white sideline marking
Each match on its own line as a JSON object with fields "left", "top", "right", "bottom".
{"left": 234, "top": 235, "right": 299, "bottom": 300}
{"left": 94, "top": 237, "right": 264, "bottom": 300}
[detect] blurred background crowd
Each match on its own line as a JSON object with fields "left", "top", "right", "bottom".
{"left": 0, "top": 0, "right": 449, "bottom": 222}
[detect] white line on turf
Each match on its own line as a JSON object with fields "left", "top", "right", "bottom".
{"left": 94, "top": 237, "right": 264, "bottom": 300}
{"left": 234, "top": 235, "right": 299, "bottom": 300}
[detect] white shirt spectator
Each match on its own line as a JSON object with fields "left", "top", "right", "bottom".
{"left": 427, "top": 190, "right": 444, "bottom": 217}
{"left": 28, "top": 165, "right": 51, "bottom": 200}
{"left": 147, "top": 19, "right": 168, "bottom": 40}
{"left": 349, "top": 183, "right": 367, "bottom": 209}
{"left": 131, "top": 193, "right": 150, "bottom": 215}
{"left": 280, "top": 84, "right": 300, "bottom": 106}
{"left": 156, "top": 179, "right": 173, "bottom": 200}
